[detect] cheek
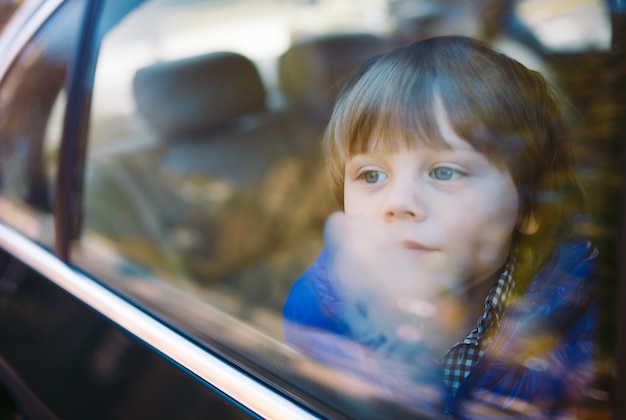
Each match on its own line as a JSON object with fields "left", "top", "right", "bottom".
{"left": 343, "top": 187, "right": 359, "bottom": 216}
{"left": 486, "top": 196, "right": 520, "bottom": 230}
{"left": 471, "top": 177, "right": 521, "bottom": 232}
{"left": 343, "top": 185, "right": 377, "bottom": 217}
{"left": 473, "top": 216, "right": 517, "bottom": 252}
{"left": 442, "top": 186, "right": 519, "bottom": 252}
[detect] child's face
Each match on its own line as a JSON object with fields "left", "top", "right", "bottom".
{"left": 342, "top": 109, "right": 520, "bottom": 293}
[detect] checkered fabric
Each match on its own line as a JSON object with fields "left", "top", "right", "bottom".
{"left": 440, "top": 256, "right": 517, "bottom": 394}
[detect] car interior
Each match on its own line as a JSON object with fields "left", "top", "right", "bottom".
{"left": 82, "top": 28, "right": 398, "bottom": 335}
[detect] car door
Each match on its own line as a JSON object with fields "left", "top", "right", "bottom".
{"left": 0, "top": 1, "right": 315, "bottom": 418}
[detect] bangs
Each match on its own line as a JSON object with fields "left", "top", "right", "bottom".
{"left": 326, "top": 60, "right": 452, "bottom": 164}
{"left": 326, "top": 48, "right": 526, "bottom": 172}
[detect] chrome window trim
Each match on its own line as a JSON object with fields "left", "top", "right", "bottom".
{"left": 0, "top": 223, "right": 317, "bottom": 419}
{"left": 0, "top": 0, "right": 64, "bottom": 79}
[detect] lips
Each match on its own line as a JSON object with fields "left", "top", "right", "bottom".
{"left": 401, "top": 239, "right": 436, "bottom": 252}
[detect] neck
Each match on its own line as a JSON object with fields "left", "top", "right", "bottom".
{"left": 429, "top": 271, "right": 502, "bottom": 357}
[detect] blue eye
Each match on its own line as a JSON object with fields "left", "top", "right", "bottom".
{"left": 431, "top": 167, "right": 461, "bottom": 181}
{"left": 361, "top": 170, "right": 387, "bottom": 184}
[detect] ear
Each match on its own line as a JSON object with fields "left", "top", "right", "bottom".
{"left": 516, "top": 213, "right": 540, "bottom": 235}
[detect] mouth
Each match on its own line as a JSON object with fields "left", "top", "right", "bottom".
{"left": 400, "top": 240, "right": 436, "bottom": 252}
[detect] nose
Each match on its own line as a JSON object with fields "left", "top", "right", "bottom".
{"left": 382, "top": 178, "right": 426, "bottom": 222}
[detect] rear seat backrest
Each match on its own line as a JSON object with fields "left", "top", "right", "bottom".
{"left": 132, "top": 51, "right": 281, "bottom": 186}
{"left": 125, "top": 49, "right": 337, "bottom": 313}
{"left": 133, "top": 51, "right": 266, "bottom": 137}
{"left": 279, "top": 33, "right": 388, "bottom": 123}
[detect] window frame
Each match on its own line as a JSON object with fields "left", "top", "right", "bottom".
{"left": 52, "top": 0, "right": 100, "bottom": 260}
{"left": 610, "top": 1, "right": 626, "bottom": 417}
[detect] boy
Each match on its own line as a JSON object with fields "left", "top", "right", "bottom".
{"left": 284, "top": 36, "right": 598, "bottom": 417}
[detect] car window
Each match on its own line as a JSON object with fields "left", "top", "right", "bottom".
{"left": 73, "top": 0, "right": 620, "bottom": 416}
{"left": 516, "top": 0, "right": 611, "bottom": 52}
{"left": 0, "top": 1, "right": 22, "bottom": 34}
{"left": 0, "top": 0, "right": 84, "bottom": 249}
{"left": 79, "top": 0, "right": 386, "bottom": 339}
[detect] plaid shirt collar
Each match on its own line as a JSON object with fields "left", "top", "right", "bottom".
{"left": 440, "top": 255, "right": 517, "bottom": 394}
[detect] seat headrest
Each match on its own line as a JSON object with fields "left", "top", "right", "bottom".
{"left": 279, "top": 33, "right": 387, "bottom": 118}
{"left": 133, "top": 52, "right": 266, "bottom": 136}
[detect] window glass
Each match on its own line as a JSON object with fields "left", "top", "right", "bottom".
{"left": 0, "top": 0, "right": 84, "bottom": 248}
{"left": 80, "top": 0, "right": 387, "bottom": 338}
{"left": 0, "top": 1, "right": 22, "bottom": 34}
{"left": 76, "top": 0, "right": 619, "bottom": 416}
{"left": 516, "top": 0, "right": 611, "bottom": 52}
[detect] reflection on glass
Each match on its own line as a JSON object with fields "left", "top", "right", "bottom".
{"left": 76, "top": 0, "right": 617, "bottom": 417}
{"left": 0, "top": 0, "right": 82, "bottom": 246}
